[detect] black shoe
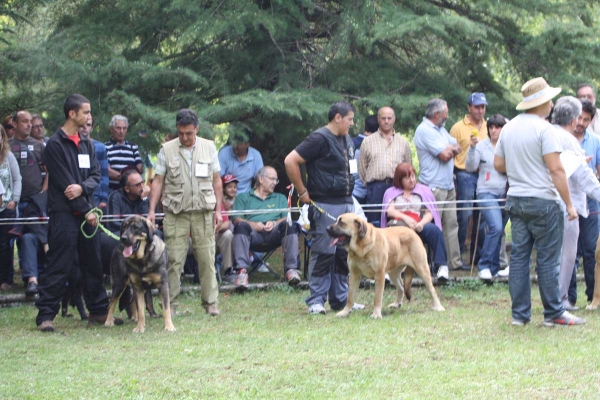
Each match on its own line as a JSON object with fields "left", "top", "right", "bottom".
{"left": 25, "top": 281, "right": 38, "bottom": 295}
{"left": 38, "top": 320, "right": 54, "bottom": 332}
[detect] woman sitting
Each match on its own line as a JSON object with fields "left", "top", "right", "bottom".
{"left": 465, "top": 114, "right": 509, "bottom": 281}
{"left": 381, "top": 163, "right": 448, "bottom": 279}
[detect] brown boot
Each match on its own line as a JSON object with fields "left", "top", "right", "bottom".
{"left": 203, "top": 304, "right": 220, "bottom": 316}
{"left": 38, "top": 320, "right": 54, "bottom": 332}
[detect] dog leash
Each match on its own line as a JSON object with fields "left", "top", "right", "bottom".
{"left": 296, "top": 197, "right": 337, "bottom": 222}
{"left": 80, "top": 207, "right": 120, "bottom": 241}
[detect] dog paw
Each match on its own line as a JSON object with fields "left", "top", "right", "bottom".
{"left": 370, "top": 311, "right": 383, "bottom": 319}
{"left": 433, "top": 305, "right": 445, "bottom": 312}
{"left": 164, "top": 325, "right": 176, "bottom": 332}
{"left": 336, "top": 309, "right": 352, "bottom": 318}
{"left": 132, "top": 326, "right": 145, "bottom": 333}
{"left": 387, "top": 302, "right": 401, "bottom": 309}
{"left": 586, "top": 304, "right": 598, "bottom": 311}
{"left": 104, "top": 320, "right": 114, "bottom": 327}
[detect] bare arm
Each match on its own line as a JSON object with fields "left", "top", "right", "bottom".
{"left": 284, "top": 150, "right": 310, "bottom": 205}
{"left": 147, "top": 174, "right": 164, "bottom": 225}
{"left": 438, "top": 145, "right": 458, "bottom": 162}
{"left": 544, "top": 152, "right": 577, "bottom": 220}
{"left": 494, "top": 155, "right": 506, "bottom": 174}
{"left": 212, "top": 171, "right": 223, "bottom": 230}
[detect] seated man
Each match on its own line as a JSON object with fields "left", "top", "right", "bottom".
{"left": 232, "top": 166, "right": 301, "bottom": 286}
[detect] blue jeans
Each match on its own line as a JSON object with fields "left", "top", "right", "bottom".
{"left": 455, "top": 170, "right": 478, "bottom": 254}
{"left": 366, "top": 181, "right": 392, "bottom": 227}
{"left": 477, "top": 193, "right": 507, "bottom": 276}
{"left": 20, "top": 232, "right": 43, "bottom": 281}
{"left": 506, "top": 196, "right": 564, "bottom": 321}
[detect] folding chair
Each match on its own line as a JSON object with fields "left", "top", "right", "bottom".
{"left": 248, "top": 248, "right": 280, "bottom": 279}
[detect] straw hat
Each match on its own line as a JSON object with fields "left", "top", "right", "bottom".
{"left": 516, "top": 77, "right": 562, "bottom": 111}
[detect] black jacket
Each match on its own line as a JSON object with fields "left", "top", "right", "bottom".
{"left": 43, "top": 129, "right": 100, "bottom": 215}
{"left": 107, "top": 189, "right": 149, "bottom": 233}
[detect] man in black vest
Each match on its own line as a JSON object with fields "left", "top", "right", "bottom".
{"left": 285, "top": 101, "right": 356, "bottom": 315}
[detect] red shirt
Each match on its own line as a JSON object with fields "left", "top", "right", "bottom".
{"left": 65, "top": 133, "right": 81, "bottom": 148}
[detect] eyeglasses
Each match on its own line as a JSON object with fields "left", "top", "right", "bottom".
{"left": 263, "top": 175, "right": 279, "bottom": 184}
{"left": 128, "top": 181, "right": 144, "bottom": 188}
{"left": 32, "top": 124, "right": 44, "bottom": 129}
{"left": 5, "top": 124, "right": 14, "bottom": 130}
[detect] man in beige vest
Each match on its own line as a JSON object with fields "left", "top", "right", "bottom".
{"left": 149, "top": 109, "right": 223, "bottom": 316}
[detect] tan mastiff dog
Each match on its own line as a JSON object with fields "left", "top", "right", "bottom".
{"left": 327, "top": 213, "right": 445, "bottom": 319}
{"left": 586, "top": 236, "right": 600, "bottom": 310}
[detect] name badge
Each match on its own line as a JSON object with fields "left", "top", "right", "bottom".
{"left": 78, "top": 154, "right": 90, "bottom": 169}
{"left": 348, "top": 159, "right": 358, "bottom": 174}
{"left": 28, "top": 145, "right": 34, "bottom": 151}
{"left": 20, "top": 151, "right": 27, "bottom": 159}
{"left": 195, "top": 163, "right": 209, "bottom": 177}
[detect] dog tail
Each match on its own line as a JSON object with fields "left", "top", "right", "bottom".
{"left": 403, "top": 267, "right": 414, "bottom": 301}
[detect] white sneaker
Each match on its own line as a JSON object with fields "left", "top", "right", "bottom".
{"left": 478, "top": 269, "right": 493, "bottom": 281}
{"left": 352, "top": 303, "right": 366, "bottom": 310}
{"left": 497, "top": 267, "right": 509, "bottom": 277}
{"left": 308, "top": 304, "right": 326, "bottom": 315}
{"left": 257, "top": 263, "right": 270, "bottom": 273}
{"left": 436, "top": 265, "right": 449, "bottom": 281}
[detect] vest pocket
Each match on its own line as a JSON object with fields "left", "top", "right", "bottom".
{"left": 163, "top": 187, "right": 184, "bottom": 212}
{"left": 199, "top": 181, "right": 216, "bottom": 205}
{"left": 167, "top": 160, "right": 184, "bottom": 184}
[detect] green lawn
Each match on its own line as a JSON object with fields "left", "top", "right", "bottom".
{"left": 1, "top": 280, "right": 599, "bottom": 399}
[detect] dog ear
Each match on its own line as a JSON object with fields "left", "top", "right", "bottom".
{"left": 355, "top": 219, "right": 367, "bottom": 239}
{"left": 145, "top": 217, "right": 155, "bottom": 243}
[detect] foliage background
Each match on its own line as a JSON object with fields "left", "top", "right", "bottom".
{"left": 1, "top": 0, "right": 600, "bottom": 182}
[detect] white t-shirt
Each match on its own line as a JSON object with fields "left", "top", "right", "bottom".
{"left": 495, "top": 113, "right": 562, "bottom": 200}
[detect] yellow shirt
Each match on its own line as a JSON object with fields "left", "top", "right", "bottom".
{"left": 449, "top": 115, "right": 488, "bottom": 170}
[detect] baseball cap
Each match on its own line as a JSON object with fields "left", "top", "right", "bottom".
{"left": 468, "top": 92, "right": 488, "bottom": 106}
{"left": 222, "top": 174, "right": 238, "bottom": 185}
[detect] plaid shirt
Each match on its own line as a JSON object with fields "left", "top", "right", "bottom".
{"left": 357, "top": 130, "right": 412, "bottom": 183}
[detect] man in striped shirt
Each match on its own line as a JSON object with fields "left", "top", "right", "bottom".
{"left": 358, "top": 106, "right": 412, "bottom": 226}
{"left": 105, "top": 115, "right": 143, "bottom": 191}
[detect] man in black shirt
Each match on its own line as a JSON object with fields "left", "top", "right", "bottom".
{"left": 36, "top": 94, "right": 121, "bottom": 332}
{"left": 285, "top": 101, "right": 356, "bottom": 315}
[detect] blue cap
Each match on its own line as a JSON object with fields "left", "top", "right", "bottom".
{"left": 468, "top": 92, "right": 488, "bottom": 106}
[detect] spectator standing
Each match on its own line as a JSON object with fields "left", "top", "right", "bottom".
{"left": 576, "top": 83, "right": 600, "bottom": 135}
{"left": 30, "top": 114, "right": 48, "bottom": 145}
{"left": 551, "top": 97, "right": 600, "bottom": 312}
{"left": 79, "top": 115, "right": 109, "bottom": 210}
{"left": 105, "top": 115, "right": 143, "bottom": 191}
{"left": 2, "top": 116, "right": 16, "bottom": 139}
{"left": 285, "top": 101, "right": 356, "bottom": 315}
{"left": 0, "top": 125, "right": 21, "bottom": 291}
{"left": 352, "top": 115, "right": 378, "bottom": 204}
{"left": 36, "top": 94, "right": 118, "bottom": 332}
{"left": 148, "top": 109, "right": 223, "bottom": 317}
{"left": 413, "top": 99, "right": 463, "bottom": 281}
{"left": 218, "top": 128, "right": 263, "bottom": 194}
{"left": 465, "top": 114, "right": 509, "bottom": 281}
{"left": 570, "top": 100, "right": 600, "bottom": 305}
{"left": 450, "top": 93, "right": 488, "bottom": 261}
{"left": 358, "top": 107, "right": 411, "bottom": 226}
{"left": 494, "top": 77, "right": 582, "bottom": 327}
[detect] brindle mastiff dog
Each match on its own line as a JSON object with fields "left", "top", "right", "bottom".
{"left": 327, "top": 213, "right": 445, "bottom": 319}
{"left": 105, "top": 215, "right": 175, "bottom": 333}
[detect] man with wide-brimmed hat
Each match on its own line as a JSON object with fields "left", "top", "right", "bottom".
{"left": 494, "top": 77, "right": 582, "bottom": 327}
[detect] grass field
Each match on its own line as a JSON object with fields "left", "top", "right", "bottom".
{"left": 1, "top": 278, "right": 599, "bottom": 399}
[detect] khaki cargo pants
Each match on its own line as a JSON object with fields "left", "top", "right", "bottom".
{"left": 164, "top": 209, "right": 217, "bottom": 307}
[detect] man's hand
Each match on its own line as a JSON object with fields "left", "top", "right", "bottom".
{"left": 214, "top": 210, "right": 223, "bottom": 231}
{"left": 98, "top": 202, "right": 108, "bottom": 209}
{"left": 86, "top": 211, "right": 98, "bottom": 227}
{"left": 6, "top": 201, "right": 16, "bottom": 210}
{"left": 251, "top": 221, "right": 266, "bottom": 232}
{"left": 147, "top": 210, "right": 155, "bottom": 226}
{"left": 566, "top": 205, "right": 578, "bottom": 221}
{"left": 64, "top": 184, "right": 83, "bottom": 200}
{"left": 264, "top": 220, "right": 275, "bottom": 232}
{"left": 299, "top": 191, "right": 311, "bottom": 205}
{"left": 141, "top": 184, "right": 151, "bottom": 199}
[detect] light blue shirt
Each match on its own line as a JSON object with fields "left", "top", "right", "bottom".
{"left": 580, "top": 130, "right": 600, "bottom": 171}
{"left": 352, "top": 134, "right": 367, "bottom": 199}
{"left": 218, "top": 145, "right": 264, "bottom": 193}
{"left": 414, "top": 117, "right": 456, "bottom": 190}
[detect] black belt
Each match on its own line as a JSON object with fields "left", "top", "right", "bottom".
{"left": 369, "top": 178, "right": 393, "bottom": 185}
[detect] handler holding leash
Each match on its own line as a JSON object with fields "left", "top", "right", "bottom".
{"left": 36, "top": 94, "right": 117, "bottom": 332}
{"left": 285, "top": 101, "right": 356, "bottom": 315}
{"left": 148, "top": 109, "right": 223, "bottom": 317}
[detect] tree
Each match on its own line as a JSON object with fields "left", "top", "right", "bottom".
{"left": 1, "top": 0, "right": 599, "bottom": 177}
